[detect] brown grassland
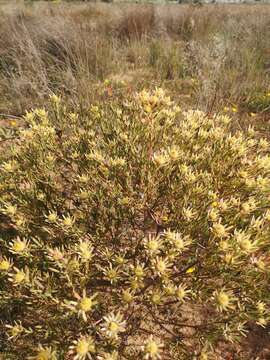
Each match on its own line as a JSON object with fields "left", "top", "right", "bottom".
{"left": 0, "top": 1, "right": 269, "bottom": 120}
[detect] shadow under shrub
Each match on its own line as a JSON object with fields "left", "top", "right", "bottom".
{"left": 0, "top": 89, "right": 270, "bottom": 359}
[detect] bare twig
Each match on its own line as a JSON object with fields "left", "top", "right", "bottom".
{"left": 0, "top": 113, "right": 23, "bottom": 120}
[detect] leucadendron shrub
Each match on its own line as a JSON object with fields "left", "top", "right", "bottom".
{"left": 0, "top": 89, "right": 269, "bottom": 359}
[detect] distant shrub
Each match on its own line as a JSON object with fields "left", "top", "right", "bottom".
{"left": 116, "top": 6, "right": 156, "bottom": 41}
{"left": 0, "top": 89, "right": 270, "bottom": 359}
{"left": 149, "top": 41, "right": 186, "bottom": 80}
{"left": 245, "top": 91, "right": 270, "bottom": 114}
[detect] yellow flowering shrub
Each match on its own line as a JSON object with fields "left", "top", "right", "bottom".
{"left": 0, "top": 89, "right": 269, "bottom": 359}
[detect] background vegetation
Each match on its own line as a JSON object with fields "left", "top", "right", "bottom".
{"left": 0, "top": 2, "right": 269, "bottom": 118}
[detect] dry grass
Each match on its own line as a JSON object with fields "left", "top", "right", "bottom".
{"left": 0, "top": 2, "right": 269, "bottom": 120}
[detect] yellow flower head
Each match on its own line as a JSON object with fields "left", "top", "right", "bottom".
{"left": 151, "top": 291, "right": 163, "bottom": 305}
{"left": 186, "top": 266, "right": 195, "bottom": 274}
{"left": 101, "top": 312, "right": 126, "bottom": 339}
{"left": 77, "top": 290, "right": 98, "bottom": 321}
{"left": 70, "top": 336, "right": 95, "bottom": 360}
{"left": 152, "top": 152, "right": 168, "bottom": 167}
{"left": 15, "top": 271, "right": 26, "bottom": 283}
{"left": 214, "top": 289, "right": 235, "bottom": 312}
{"left": 163, "top": 282, "right": 176, "bottom": 296}
{"left": 79, "top": 297, "right": 94, "bottom": 313}
{"left": 199, "top": 352, "right": 209, "bottom": 360}
{"left": 176, "top": 284, "right": 190, "bottom": 302}
{"left": 256, "top": 301, "right": 266, "bottom": 313}
{"left": 77, "top": 239, "right": 93, "bottom": 261}
{"left": 240, "top": 200, "right": 256, "bottom": 216}
{"left": 49, "top": 94, "right": 61, "bottom": 104}
{"left": 46, "top": 211, "right": 58, "bottom": 223}
{"left": 2, "top": 160, "right": 18, "bottom": 172}
{"left": 219, "top": 240, "right": 229, "bottom": 251}
{"left": 182, "top": 207, "right": 195, "bottom": 221}
{"left": 3, "top": 204, "right": 17, "bottom": 217}
{"left": 0, "top": 257, "right": 12, "bottom": 271}
{"left": 62, "top": 215, "right": 74, "bottom": 228}
{"left": 10, "top": 268, "right": 29, "bottom": 285}
{"left": 6, "top": 321, "right": 24, "bottom": 340}
{"left": 222, "top": 252, "right": 239, "bottom": 266}
{"left": 104, "top": 265, "right": 120, "bottom": 283}
{"left": 10, "top": 237, "right": 28, "bottom": 253}
{"left": 33, "top": 346, "right": 56, "bottom": 360}
{"left": 122, "top": 289, "right": 134, "bottom": 304}
{"left": 208, "top": 208, "right": 219, "bottom": 222}
{"left": 235, "top": 231, "right": 257, "bottom": 253}
{"left": 144, "top": 104, "right": 152, "bottom": 113}
{"left": 98, "top": 351, "right": 118, "bottom": 360}
{"left": 35, "top": 108, "right": 47, "bottom": 119}
{"left": 132, "top": 263, "right": 145, "bottom": 279}
{"left": 212, "top": 222, "right": 230, "bottom": 238}
{"left": 47, "top": 247, "right": 64, "bottom": 262}
{"left": 168, "top": 146, "right": 180, "bottom": 161}
{"left": 153, "top": 257, "right": 170, "bottom": 276}
{"left": 144, "top": 235, "right": 162, "bottom": 254}
{"left": 143, "top": 336, "right": 163, "bottom": 360}
{"left": 164, "top": 230, "right": 191, "bottom": 252}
